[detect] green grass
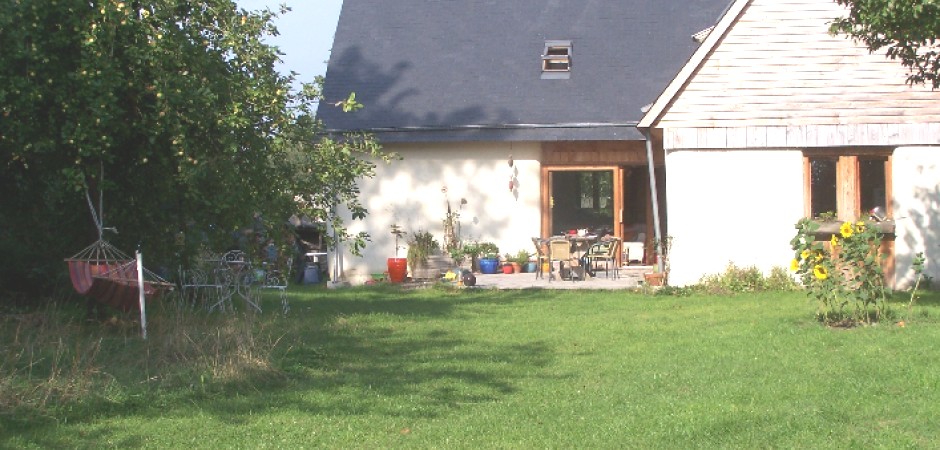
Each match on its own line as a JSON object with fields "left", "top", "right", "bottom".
{"left": 4, "top": 286, "right": 940, "bottom": 448}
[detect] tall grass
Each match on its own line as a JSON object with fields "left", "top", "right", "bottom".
{"left": 0, "top": 293, "right": 285, "bottom": 420}
{"left": 0, "top": 302, "right": 102, "bottom": 413}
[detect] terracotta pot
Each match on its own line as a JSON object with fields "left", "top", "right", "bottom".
{"left": 511, "top": 262, "right": 522, "bottom": 273}
{"left": 501, "top": 264, "right": 514, "bottom": 274}
{"left": 644, "top": 272, "right": 665, "bottom": 287}
{"left": 387, "top": 258, "right": 408, "bottom": 283}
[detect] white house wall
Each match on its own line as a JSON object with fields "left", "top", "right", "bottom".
{"left": 665, "top": 149, "right": 804, "bottom": 286}
{"left": 334, "top": 141, "right": 542, "bottom": 284}
{"left": 893, "top": 147, "right": 940, "bottom": 288}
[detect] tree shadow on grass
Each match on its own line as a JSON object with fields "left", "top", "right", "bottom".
{"left": 2, "top": 286, "right": 561, "bottom": 447}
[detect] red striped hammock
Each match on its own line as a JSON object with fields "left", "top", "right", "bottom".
{"left": 66, "top": 240, "right": 173, "bottom": 312}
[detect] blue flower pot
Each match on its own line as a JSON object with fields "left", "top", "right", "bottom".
{"left": 479, "top": 258, "right": 499, "bottom": 274}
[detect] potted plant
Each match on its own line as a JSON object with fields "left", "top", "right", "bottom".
{"left": 477, "top": 242, "right": 500, "bottom": 274}
{"left": 644, "top": 235, "right": 672, "bottom": 287}
{"left": 513, "top": 249, "right": 534, "bottom": 273}
{"left": 450, "top": 243, "right": 473, "bottom": 271}
{"left": 501, "top": 253, "right": 515, "bottom": 274}
{"left": 408, "top": 229, "right": 446, "bottom": 280}
{"left": 387, "top": 225, "right": 408, "bottom": 283}
{"left": 643, "top": 267, "right": 665, "bottom": 287}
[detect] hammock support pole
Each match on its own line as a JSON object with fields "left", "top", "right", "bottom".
{"left": 136, "top": 250, "right": 147, "bottom": 340}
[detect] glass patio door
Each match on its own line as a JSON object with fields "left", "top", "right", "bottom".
{"left": 542, "top": 167, "right": 622, "bottom": 239}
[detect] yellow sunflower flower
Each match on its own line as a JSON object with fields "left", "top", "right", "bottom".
{"left": 790, "top": 259, "right": 800, "bottom": 272}
{"left": 800, "top": 249, "right": 812, "bottom": 260}
{"left": 813, "top": 264, "right": 829, "bottom": 280}
{"left": 830, "top": 234, "right": 839, "bottom": 248}
{"left": 815, "top": 250, "right": 825, "bottom": 261}
{"left": 855, "top": 220, "right": 866, "bottom": 233}
{"left": 840, "top": 221, "right": 854, "bottom": 238}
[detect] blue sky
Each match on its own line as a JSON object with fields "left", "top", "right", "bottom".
{"left": 236, "top": 0, "right": 343, "bottom": 84}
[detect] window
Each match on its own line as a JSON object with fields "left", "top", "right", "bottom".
{"left": 578, "top": 171, "right": 612, "bottom": 211}
{"left": 541, "top": 40, "right": 571, "bottom": 79}
{"left": 809, "top": 158, "right": 837, "bottom": 218}
{"left": 805, "top": 151, "right": 890, "bottom": 220}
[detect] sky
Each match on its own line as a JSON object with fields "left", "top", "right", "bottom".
{"left": 236, "top": 0, "right": 344, "bottom": 84}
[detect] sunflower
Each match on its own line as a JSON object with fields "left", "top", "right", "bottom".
{"left": 813, "top": 264, "right": 829, "bottom": 280}
{"left": 790, "top": 259, "right": 800, "bottom": 272}
{"left": 830, "top": 234, "right": 839, "bottom": 248}
{"left": 800, "top": 249, "right": 812, "bottom": 260}
{"left": 815, "top": 250, "right": 825, "bottom": 261}
{"left": 840, "top": 221, "right": 854, "bottom": 238}
{"left": 855, "top": 220, "right": 866, "bottom": 233}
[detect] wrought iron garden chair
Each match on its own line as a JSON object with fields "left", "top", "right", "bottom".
{"left": 584, "top": 237, "right": 621, "bottom": 279}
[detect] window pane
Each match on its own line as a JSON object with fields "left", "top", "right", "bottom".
{"left": 859, "top": 158, "right": 887, "bottom": 214}
{"left": 579, "top": 173, "right": 594, "bottom": 208}
{"left": 810, "top": 158, "right": 837, "bottom": 217}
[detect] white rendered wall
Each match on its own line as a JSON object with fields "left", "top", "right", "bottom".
{"left": 333, "top": 141, "right": 542, "bottom": 284}
{"left": 892, "top": 147, "right": 940, "bottom": 289}
{"left": 665, "top": 149, "right": 805, "bottom": 286}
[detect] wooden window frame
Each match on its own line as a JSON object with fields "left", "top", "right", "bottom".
{"left": 803, "top": 149, "right": 892, "bottom": 221}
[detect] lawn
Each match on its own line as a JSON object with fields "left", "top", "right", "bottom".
{"left": 3, "top": 285, "right": 940, "bottom": 448}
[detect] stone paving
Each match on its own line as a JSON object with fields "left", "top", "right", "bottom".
{"left": 465, "top": 266, "right": 654, "bottom": 290}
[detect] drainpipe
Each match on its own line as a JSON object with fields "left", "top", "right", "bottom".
{"left": 643, "top": 129, "right": 664, "bottom": 273}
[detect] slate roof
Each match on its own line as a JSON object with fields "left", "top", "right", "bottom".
{"left": 318, "top": 0, "right": 733, "bottom": 142}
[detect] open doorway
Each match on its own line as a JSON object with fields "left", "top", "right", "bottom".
{"left": 540, "top": 165, "right": 665, "bottom": 265}
{"left": 549, "top": 169, "right": 615, "bottom": 236}
{"left": 621, "top": 167, "right": 666, "bottom": 264}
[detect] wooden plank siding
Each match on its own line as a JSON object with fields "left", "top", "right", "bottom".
{"left": 655, "top": 0, "right": 940, "bottom": 144}
{"left": 665, "top": 124, "right": 940, "bottom": 149}
{"left": 541, "top": 141, "right": 662, "bottom": 166}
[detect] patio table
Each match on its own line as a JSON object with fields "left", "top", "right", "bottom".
{"left": 209, "top": 251, "right": 262, "bottom": 313}
{"left": 566, "top": 235, "right": 598, "bottom": 279}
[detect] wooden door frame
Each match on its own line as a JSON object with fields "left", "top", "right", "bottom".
{"left": 540, "top": 165, "right": 624, "bottom": 261}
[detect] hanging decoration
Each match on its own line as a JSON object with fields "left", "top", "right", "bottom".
{"left": 508, "top": 154, "right": 515, "bottom": 192}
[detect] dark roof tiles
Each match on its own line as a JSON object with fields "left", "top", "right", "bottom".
{"left": 318, "top": 0, "right": 732, "bottom": 142}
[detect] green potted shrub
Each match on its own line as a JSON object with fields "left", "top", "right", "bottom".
{"left": 450, "top": 243, "right": 474, "bottom": 271}
{"left": 476, "top": 242, "right": 500, "bottom": 274}
{"left": 513, "top": 249, "right": 533, "bottom": 273}
{"left": 407, "top": 229, "right": 444, "bottom": 280}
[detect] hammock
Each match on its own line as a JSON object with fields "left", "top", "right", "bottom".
{"left": 66, "top": 239, "right": 174, "bottom": 313}
{"left": 65, "top": 177, "right": 173, "bottom": 313}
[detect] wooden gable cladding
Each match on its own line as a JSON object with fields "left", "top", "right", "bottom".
{"left": 665, "top": 123, "right": 940, "bottom": 150}
{"left": 542, "top": 141, "right": 662, "bottom": 166}
{"left": 657, "top": 0, "right": 940, "bottom": 131}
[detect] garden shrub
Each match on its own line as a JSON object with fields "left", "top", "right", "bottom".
{"left": 696, "top": 262, "right": 798, "bottom": 295}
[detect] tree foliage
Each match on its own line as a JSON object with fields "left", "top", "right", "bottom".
{"left": 831, "top": 0, "right": 940, "bottom": 88}
{"left": 0, "top": 0, "right": 394, "bottom": 295}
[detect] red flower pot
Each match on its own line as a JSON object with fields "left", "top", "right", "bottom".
{"left": 387, "top": 258, "right": 408, "bottom": 283}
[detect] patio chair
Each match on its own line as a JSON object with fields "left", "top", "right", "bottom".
{"left": 548, "top": 238, "right": 578, "bottom": 281}
{"left": 584, "top": 237, "right": 621, "bottom": 279}
{"left": 531, "top": 237, "right": 551, "bottom": 280}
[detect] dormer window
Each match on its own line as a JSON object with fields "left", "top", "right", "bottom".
{"left": 541, "top": 40, "right": 571, "bottom": 79}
